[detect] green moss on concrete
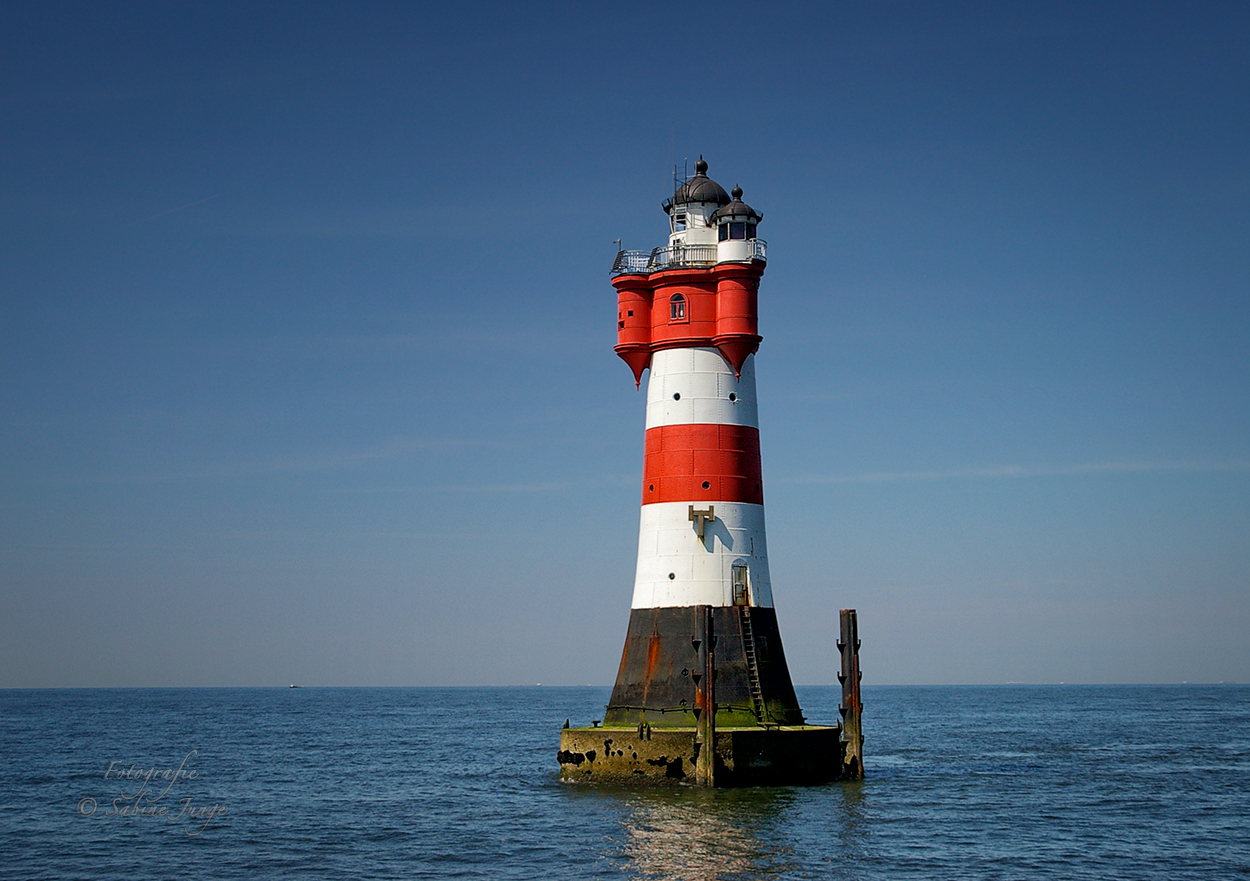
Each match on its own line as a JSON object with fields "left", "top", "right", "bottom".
{"left": 558, "top": 724, "right": 844, "bottom": 786}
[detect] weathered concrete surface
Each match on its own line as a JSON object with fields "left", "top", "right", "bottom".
{"left": 558, "top": 724, "right": 844, "bottom": 786}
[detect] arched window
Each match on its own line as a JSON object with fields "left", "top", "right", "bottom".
{"left": 669, "top": 294, "right": 687, "bottom": 321}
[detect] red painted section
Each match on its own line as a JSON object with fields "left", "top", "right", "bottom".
{"left": 713, "top": 268, "right": 759, "bottom": 338}
{"left": 642, "top": 423, "right": 764, "bottom": 505}
{"left": 615, "top": 278, "right": 652, "bottom": 347}
{"left": 713, "top": 267, "right": 762, "bottom": 375}
{"left": 614, "top": 262, "right": 765, "bottom": 383}
{"left": 712, "top": 334, "right": 762, "bottom": 377}
{"left": 616, "top": 348, "right": 652, "bottom": 387}
{"left": 614, "top": 275, "right": 654, "bottom": 386}
{"left": 650, "top": 277, "right": 718, "bottom": 349}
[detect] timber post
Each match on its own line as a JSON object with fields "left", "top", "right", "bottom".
{"left": 838, "top": 608, "right": 864, "bottom": 779}
{"left": 695, "top": 605, "right": 716, "bottom": 786}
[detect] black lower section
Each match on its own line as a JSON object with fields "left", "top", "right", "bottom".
{"left": 603, "top": 605, "right": 805, "bottom": 728}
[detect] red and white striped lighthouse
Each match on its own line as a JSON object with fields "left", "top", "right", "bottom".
{"left": 603, "top": 158, "right": 806, "bottom": 731}
{"left": 559, "top": 158, "right": 858, "bottom": 786}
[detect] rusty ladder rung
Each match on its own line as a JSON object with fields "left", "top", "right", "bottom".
{"left": 738, "top": 606, "right": 766, "bottom": 721}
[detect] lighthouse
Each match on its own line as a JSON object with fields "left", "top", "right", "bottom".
{"left": 559, "top": 159, "right": 862, "bottom": 786}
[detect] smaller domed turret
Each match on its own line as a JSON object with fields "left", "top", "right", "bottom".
{"left": 713, "top": 185, "right": 762, "bottom": 261}
{"left": 711, "top": 186, "right": 763, "bottom": 226}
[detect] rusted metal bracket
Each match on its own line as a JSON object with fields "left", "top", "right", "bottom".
{"left": 688, "top": 505, "right": 715, "bottom": 540}
{"left": 837, "top": 608, "right": 864, "bottom": 779}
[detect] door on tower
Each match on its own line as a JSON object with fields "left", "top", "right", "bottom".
{"left": 732, "top": 563, "right": 751, "bottom": 606}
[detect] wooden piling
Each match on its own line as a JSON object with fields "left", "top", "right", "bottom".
{"left": 838, "top": 609, "right": 863, "bottom": 779}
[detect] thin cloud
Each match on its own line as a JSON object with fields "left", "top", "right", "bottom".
{"left": 324, "top": 473, "right": 637, "bottom": 495}
{"left": 259, "top": 437, "right": 489, "bottom": 474}
{"left": 223, "top": 198, "right": 572, "bottom": 241}
{"left": 62, "top": 437, "right": 490, "bottom": 485}
{"left": 786, "top": 460, "right": 1250, "bottom": 485}
{"left": 139, "top": 194, "right": 221, "bottom": 222}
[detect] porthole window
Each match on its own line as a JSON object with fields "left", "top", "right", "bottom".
{"left": 669, "top": 294, "right": 686, "bottom": 322}
{"left": 702, "top": 481, "right": 711, "bottom": 490}
{"left": 669, "top": 573, "right": 676, "bottom": 580}
{"left": 729, "top": 393, "right": 737, "bottom": 402}
{"left": 672, "top": 393, "right": 681, "bottom": 401}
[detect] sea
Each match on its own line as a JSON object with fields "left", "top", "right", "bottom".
{"left": 1, "top": 685, "right": 1246, "bottom": 879}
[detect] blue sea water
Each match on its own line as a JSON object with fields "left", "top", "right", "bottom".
{"left": 1, "top": 685, "right": 1247, "bottom": 879}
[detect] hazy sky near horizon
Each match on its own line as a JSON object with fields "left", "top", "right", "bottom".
{"left": 2, "top": 1, "right": 1247, "bottom": 688}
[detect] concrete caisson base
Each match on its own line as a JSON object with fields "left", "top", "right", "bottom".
{"left": 558, "top": 724, "right": 844, "bottom": 786}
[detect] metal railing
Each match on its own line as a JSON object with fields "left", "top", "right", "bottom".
{"left": 610, "top": 249, "right": 652, "bottom": 275}
{"left": 647, "top": 242, "right": 719, "bottom": 270}
{"left": 610, "top": 239, "right": 767, "bottom": 276}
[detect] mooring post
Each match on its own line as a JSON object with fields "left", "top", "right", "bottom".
{"left": 838, "top": 608, "right": 863, "bottom": 779}
{"left": 695, "top": 605, "right": 716, "bottom": 786}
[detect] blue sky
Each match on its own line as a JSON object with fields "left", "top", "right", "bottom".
{"left": 2, "top": 1, "right": 1247, "bottom": 687}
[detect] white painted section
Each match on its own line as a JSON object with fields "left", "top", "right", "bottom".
{"left": 633, "top": 346, "right": 772, "bottom": 609}
{"left": 645, "top": 348, "right": 758, "bottom": 429}
{"left": 717, "top": 239, "right": 752, "bottom": 262}
{"left": 669, "top": 202, "right": 720, "bottom": 245}
{"left": 631, "top": 501, "right": 774, "bottom": 609}
{"left": 671, "top": 226, "right": 718, "bottom": 247}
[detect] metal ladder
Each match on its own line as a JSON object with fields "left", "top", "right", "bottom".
{"left": 738, "top": 605, "right": 767, "bottom": 722}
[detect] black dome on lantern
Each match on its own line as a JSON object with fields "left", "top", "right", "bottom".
{"left": 663, "top": 158, "right": 731, "bottom": 214}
